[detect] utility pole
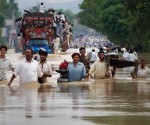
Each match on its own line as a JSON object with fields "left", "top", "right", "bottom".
{"left": 9, "top": 10, "right": 16, "bottom": 48}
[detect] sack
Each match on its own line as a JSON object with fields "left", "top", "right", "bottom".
{"left": 38, "top": 77, "right": 45, "bottom": 84}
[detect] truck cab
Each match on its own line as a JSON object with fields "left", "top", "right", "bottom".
{"left": 18, "top": 12, "right": 54, "bottom": 55}
{"left": 26, "top": 38, "right": 52, "bottom": 54}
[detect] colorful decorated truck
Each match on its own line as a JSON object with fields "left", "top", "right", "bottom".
{"left": 18, "top": 12, "right": 55, "bottom": 54}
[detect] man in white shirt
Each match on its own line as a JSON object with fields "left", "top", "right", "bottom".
{"left": 8, "top": 48, "right": 45, "bottom": 85}
{"left": 90, "top": 49, "right": 98, "bottom": 62}
{"left": 87, "top": 49, "right": 98, "bottom": 67}
{"left": 0, "top": 45, "right": 13, "bottom": 80}
{"left": 126, "top": 49, "right": 138, "bottom": 72}
{"left": 131, "top": 59, "right": 150, "bottom": 79}
{"left": 38, "top": 49, "right": 52, "bottom": 83}
{"left": 89, "top": 51, "right": 110, "bottom": 79}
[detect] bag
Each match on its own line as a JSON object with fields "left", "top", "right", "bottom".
{"left": 38, "top": 77, "right": 45, "bottom": 84}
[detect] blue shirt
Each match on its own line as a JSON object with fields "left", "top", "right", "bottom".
{"left": 67, "top": 62, "right": 87, "bottom": 82}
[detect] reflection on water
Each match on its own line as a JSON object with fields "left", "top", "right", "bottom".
{"left": 1, "top": 80, "right": 150, "bottom": 125}
{"left": 0, "top": 51, "right": 150, "bottom": 125}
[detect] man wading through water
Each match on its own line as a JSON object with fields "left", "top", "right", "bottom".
{"left": 88, "top": 51, "right": 111, "bottom": 79}
{"left": 8, "top": 48, "right": 47, "bottom": 86}
{"left": 38, "top": 49, "right": 52, "bottom": 83}
{"left": 0, "top": 45, "right": 14, "bottom": 81}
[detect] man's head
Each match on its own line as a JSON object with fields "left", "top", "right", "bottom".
{"left": 39, "top": 49, "right": 48, "bottom": 62}
{"left": 71, "top": 52, "right": 80, "bottom": 63}
{"left": 79, "top": 47, "right": 86, "bottom": 56}
{"left": 106, "top": 45, "right": 111, "bottom": 52}
{"left": 140, "top": 59, "right": 146, "bottom": 69}
{"left": 92, "top": 49, "right": 95, "bottom": 52}
{"left": 25, "top": 48, "right": 33, "bottom": 61}
{"left": 98, "top": 51, "right": 105, "bottom": 61}
{"left": 0, "top": 45, "right": 7, "bottom": 56}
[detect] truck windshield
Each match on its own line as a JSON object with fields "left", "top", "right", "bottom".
{"left": 29, "top": 39, "right": 48, "bottom": 45}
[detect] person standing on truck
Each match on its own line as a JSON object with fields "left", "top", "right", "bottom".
{"left": 38, "top": 49, "right": 52, "bottom": 84}
{"left": 8, "top": 48, "right": 46, "bottom": 86}
{"left": 39, "top": 2, "right": 45, "bottom": 13}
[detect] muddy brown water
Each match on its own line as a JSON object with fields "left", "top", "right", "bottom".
{"left": 0, "top": 49, "right": 150, "bottom": 125}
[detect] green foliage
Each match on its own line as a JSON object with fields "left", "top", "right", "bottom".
{"left": 0, "top": 36, "right": 7, "bottom": 46}
{"left": 78, "top": 0, "right": 150, "bottom": 51}
{"left": 0, "top": 12, "right": 5, "bottom": 27}
{"left": 125, "top": 0, "right": 150, "bottom": 50}
{"left": 29, "top": 4, "right": 40, "bottom": 12}
{"left": 29, "top": 5, "right": 76, "bottom": 23}
{"left": 55, "top": 9, "right": 76, "bottom": 23}
{"left": 0, "top": 0, "right": 8, "bottom": 13}
{"left": 0, "top": 0, "right": 7, "bottom": 28}
{"left": 0, "top": 0, "right": 21, "bottom": 19}
{"left": 0, "top": 0, "right": 20, "bottom": 43}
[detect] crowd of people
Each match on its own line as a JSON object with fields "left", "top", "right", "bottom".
{"left": 0, "top": 45, "right": 150, "bottom": 86}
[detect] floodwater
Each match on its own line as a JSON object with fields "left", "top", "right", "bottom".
{"left": 0, "top": 49, "right": 150, "bottom": 125}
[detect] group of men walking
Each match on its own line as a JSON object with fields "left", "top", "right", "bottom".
{"left": 0, "top": 45, "right": 150, "bottom": 86}
{"left": 0, "top": 45, "right": 52, "bottom": 85}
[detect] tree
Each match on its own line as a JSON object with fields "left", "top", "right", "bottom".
{"left": 4, "top": 0, "right": 21, "bottom": 19}
{"left": 78, "top": 0, "right": 150, "bottom": 51}
{"left": 29, "top": 4, "right": 39, "bottom": 12}
{"left": 56, "top": 9, "right": 76, "bottom": 23}
{"left": 124, "top": 0, "right": 150, "bottom": 51}
{"left": 0, "top": 12, "right": 5, "bottom": 27}
{"left": 78, "top": 0, "right": 129, "bottom": 44}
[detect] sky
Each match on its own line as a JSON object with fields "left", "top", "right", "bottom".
{"left": 16, "top": 0, "right": 83, "bottom": 13}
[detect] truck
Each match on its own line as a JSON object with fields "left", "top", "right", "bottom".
{"left": 17, "top": 12, "right": 55, "bottom": 54}
{"left": 17, "top": 10, "right": 73, "bottom": 54}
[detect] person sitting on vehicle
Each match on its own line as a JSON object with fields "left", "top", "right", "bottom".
{"left": 39, "top": 2, "right": 45, "bottom": 13}
{"left": 131, "top": 59, "right": 150, "bottom": 79}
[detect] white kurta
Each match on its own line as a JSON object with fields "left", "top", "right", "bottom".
{"left": 39, "top": 61, "right": 52, "bottom": 74}
{"left": 14, "top": 59, "right": 43, "bottom": 85}
{"left": 136, "top": 66, "right": 150, "bottom": 78}
{"left": 89, "top": 60, "right": 110, "bottom": 79}
{"left": 0, "top": 58, "right": 13, "bottom": 80}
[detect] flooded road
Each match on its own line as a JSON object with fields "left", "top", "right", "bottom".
{"left": 0, "top": 49, "right": 150, "bottom": 125}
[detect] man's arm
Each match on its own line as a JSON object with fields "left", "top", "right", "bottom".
{"left": 43, "top": 73, "right": 52, "bottom": 77}
{"left": 7, "top": 74, "right": 16, "bottom": 86}
{"left": 88, "top": 61, "right": 96, "bottom": 78}
{"left": 46, "top": 64, "right": 52, "bottom": 77}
